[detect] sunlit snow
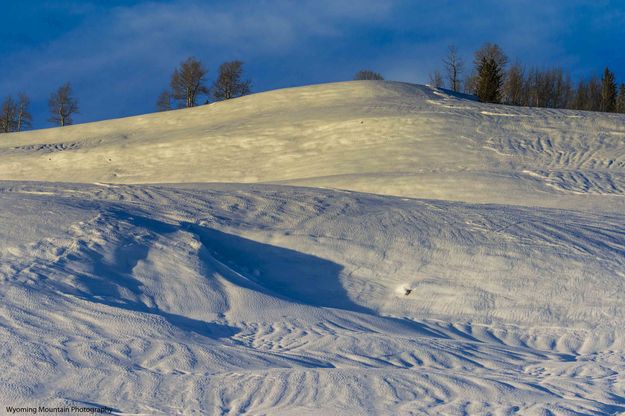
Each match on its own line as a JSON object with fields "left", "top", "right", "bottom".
{"left": 1, "top": 81, "right": 624, "bottom": 415}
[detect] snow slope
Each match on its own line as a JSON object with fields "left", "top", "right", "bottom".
{"left": 1, "top": 81, "right": 624, "bottom": 210}
{"left": 1, "top": 82, "right": 625, "bottom": 415}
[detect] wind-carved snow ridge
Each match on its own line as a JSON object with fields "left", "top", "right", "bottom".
{"left": 1, "top": 81, "right": 625, "bottom": 415}
{"left": 1, "top": 182, "right": 625, "bottom": 415}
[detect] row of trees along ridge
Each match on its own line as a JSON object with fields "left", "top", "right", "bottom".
{"left": 156, "top": 58, "right": 251, "bottom": 110}
{"left": 427, "top": 42, "right": 625, "bottom": 113}
{"left": 0, "top": 57, "right": 251, "bottom": 133}
{"left": 1, "top": 83, "right": 78, "bottom": 133}
{"left": 3, "top": 50, "right": 624, "bottom": 133}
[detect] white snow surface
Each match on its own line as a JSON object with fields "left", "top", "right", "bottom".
{"left": 1, "top": 81, "right": 625, "bottom": 415}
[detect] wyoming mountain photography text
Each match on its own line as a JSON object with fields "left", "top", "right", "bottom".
{"left": 1, "top": 1, "right": 625, "bottom": 415}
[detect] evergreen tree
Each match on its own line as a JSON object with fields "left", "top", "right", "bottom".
{"left": 476, "top": 57, "right": 503, "bottom": 103}
{"left": 616, "top": 83, "right": 625, "bottom": 113}
{"left": 600, "top": 67, "right": 617, "bottom": 112}
{"left": 469, "top": 42, "right": 507, "bottom": 97}
{"left": 473, "top": 43, "right": 508, "bottom": 69}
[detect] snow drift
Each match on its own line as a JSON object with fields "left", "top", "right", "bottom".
{"left": 1, "top": 81, "right": 625, "bottom": 415}
{"left": 2, "top": 81, "right": 624, "bottom": 210}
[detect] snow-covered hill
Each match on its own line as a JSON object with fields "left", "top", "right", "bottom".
{"left": 2, "top": 81, "right": 624, "bottom": 210}
{"left": 1, "top": 82, "right": 625, "bottom": 415}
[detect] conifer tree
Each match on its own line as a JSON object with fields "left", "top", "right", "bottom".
{"left": 476, "top": 57, "right": 503, "bottom": 103}
{"left": 616, "top": 83, "right": 625, "bottom": 113}
{"left": 469, "top": 43, "right": 507, "bottom": 100}
{"left": 600, "top": 67, "right": 617, "bottom": 112}
{"left": 473, "top": 43, "right": 508, "bottom": 69}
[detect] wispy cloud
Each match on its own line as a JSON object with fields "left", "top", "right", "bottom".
{"left": 1, "top": 0, "right": 623, "bottom": 127}
{"left": 1, "top": 0, "right": 400, "bottom": 124}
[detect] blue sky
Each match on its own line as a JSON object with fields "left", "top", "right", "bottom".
{"left": 1, "top": 0, "right": 624, "bottom": 128}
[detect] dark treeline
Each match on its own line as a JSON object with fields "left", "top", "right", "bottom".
{"left": 354, "top": 70, "right": 384, "bottom": 81}
{"left": 430, "top": 42, "right": 625, "bottom": 113}
{"left": 500, "top": 64, "right": 623, "bottom": 112}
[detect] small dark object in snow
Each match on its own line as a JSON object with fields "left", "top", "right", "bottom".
{"left": 404, "top": 288, "right": 412, "bottom": 296}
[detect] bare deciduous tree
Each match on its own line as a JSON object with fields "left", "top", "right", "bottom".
{"left": 524, "top": 67, "right": 572, "bottom": 108}
{"left": 354, "top": 70, "right": 384, "bottom": 80}
{"left": 587, "top": 77, "right": 602, "bottom": 111}
{"left": 170, "top": 57, "right": 209, "bottom": 108}
{"left": 212, "top": 60, "right": 251, "bottom": 101}
{"left": 1, "top": 96, "right": 17, "bottom": 133}
{"left": 573, "top": 79, "right": 589, "bottom": 110}
{"left": 503, "top": 62, "right": 524, "bottom": 105}
{"left": 443, "top": 45, "right": 464, "bottom": 92}
{"left": 156, "top": 90, "right": 173, "bottom": 112}
{"left": 429, "top": 70, "right": 444, "bottom": 88}
{"left": 464, "top": 73, "right": 478, "bottom": 95}
{"left": 16, "top": 93, "right": 32, "bottom": 132}
{"left": 49, "top": 83, "right": 79, "bottom": 127}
